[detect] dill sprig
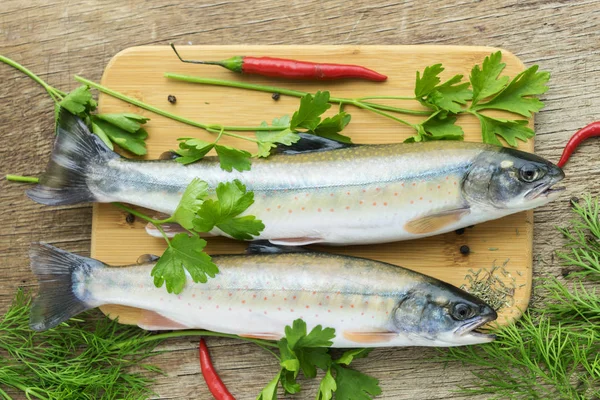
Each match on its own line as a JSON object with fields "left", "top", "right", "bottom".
{"left": 0, "top": 289, "right": 163, "bottom": 400}
{"left": 441, "top": 194, "right": 600, "bottom": 400}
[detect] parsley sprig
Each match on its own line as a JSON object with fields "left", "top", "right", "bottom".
{"left": 257, "top": 320, "right": 381, "bottom": 400}
{"left": 166, "top": 51, "right": 550, "bottom": 147}
{"left": 0, "top": 55, "right": 151, "bottom": 155}
{"left": 115, "top": 178, "right": 264, "bottom": 294}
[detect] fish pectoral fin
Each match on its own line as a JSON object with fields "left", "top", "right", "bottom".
{"left": 343, "top": 331, "right": 398, "bottom": 344}
{"left": 239, "top": 333, "right": 283, "bottom": 340}
{"left": 404, "top": 207, "right": 471, "bottom": 235}
{"left": 268, "top": 237, "right": 325, "bottom": 246}
{"left": 137, "top": 310, "right": 189, "bottom": 331}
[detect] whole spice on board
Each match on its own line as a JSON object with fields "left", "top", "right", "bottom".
{"left": 170, "top": 43, "right": 388, "bottom": 81}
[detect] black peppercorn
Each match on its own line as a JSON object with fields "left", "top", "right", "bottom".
{"left": 459, "top": 245, "right": 470, "bottom": 255}
{"left": 272, "top": 92, "right": 280, "bottom": 101}
{"left": 126, "top": 213, "right": 135, "bottom": 224}
{"left": 455, "top": 228, "right": 465, "bottom": 235}
{"left": 168, "top": 94, "right": 177, "bottom": 104}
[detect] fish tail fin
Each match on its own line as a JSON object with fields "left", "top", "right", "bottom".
{"left": 26, "top": 108, "right": 118, "bottom": 205}
{"left": 29, "top": 243, "right": 103, "bottom": 331}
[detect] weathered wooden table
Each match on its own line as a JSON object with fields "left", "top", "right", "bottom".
{"left": 1, "top": 1, "right": 599, "bottom": 399}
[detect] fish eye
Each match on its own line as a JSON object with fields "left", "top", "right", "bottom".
{"left": 451, "top": 303, "right": 474, "bottom": 321}
{"left": 519, "top": 164, "right": 541, "bottom": 183}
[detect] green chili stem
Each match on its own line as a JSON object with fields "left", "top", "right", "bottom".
{"left": 356, "top": 95, "right": 416, "bottom": 101}
{"left": 351, "top": 101, "right": 415, "bottom": 128}
{"left": 164, "top": 73, "right": 432, "bottom": 116}
{"left": 74, "top": 76, "right": 281, "bottom": 143}
{"left": 111, "top": 202, "right": 171, "bottom": 226}
{"left": 5, "top": 175, "right": 40, "bottom": 183}
{"left": 115, "top": 330, "right": 279, "bottom": 349}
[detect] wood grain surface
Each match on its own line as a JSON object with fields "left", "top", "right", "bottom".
{"left": 1, "top": 1, "right": 600, "bottom": 399}
{"left": 94, "top": 44, "right": 533, "bottom": 327}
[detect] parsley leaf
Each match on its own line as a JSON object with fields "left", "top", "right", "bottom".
{"left": 193, "top": 180, "right": 264, "bottom": 240}
{"left": 95, "top": 113, "right": 150, "bottom": 133}
{"left": 335, "top": 349, "right": 373, "bottom": 366}
{"left": 313, "top": 112, "right": 353, "bottom": 143}
{"left": 290, "top": 91, "right": 331, "bottom": 131}
{"left": 151, "top": 234, "right": 218, "bottom": 294}
{"left": 426, "top": 75, "right": 471, "bottom": 113}
{"left": 170, "top": 178, "right": 208, "bottom": 229}
{"left": 91, "top": 116, "right": 149, "bottom": 155}
{"left": 256, "top": 372, "right": 281, "bottom": 400}
{"left": 470, "top": 51, "right": 510, "bottom": 106}
{"left": 472, "top": 65, "right": 550, "bottom": 117}
{"left": 214, "top": 144, "right": 252, "bottom": 172}
{"left": 256, "top": 116, "right": 301, "bottom": 158}
{"left": 476, "top": 114, "right": 534, "bottom": 147}
{"left": 415, "top": 65, "right": 471, "bottom": 113}
{"left": 415, "top": 64, "right": 444, "bottom": 98}
{"left": 59, "top": 85, "right": 97, "bottom": 116}
{"left": 406, "top": 114, "right": 464, "bottom": 143}
{"left": 175, "top": 138, "right": 215, "bottom": 164}
{"left": 332, "top": 364, "right": 382, "bottom": 400}
{"left": 316, "top": 368, "right": 337, "bottom": 400}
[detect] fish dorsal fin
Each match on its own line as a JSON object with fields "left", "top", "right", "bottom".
{"left": 246, "top": 240, "right": 309, "bottom": 255}
{"left": 136, "top": 254, "right": 160, "bottom": 264}
{"left": 275, "top": 133, "right": 354, "bottom": 155}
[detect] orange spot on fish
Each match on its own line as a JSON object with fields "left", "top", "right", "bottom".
{"left": 294, "top": 196, "right": 298, "bottom": 200}
{"left": 438, "top": 185, "right": 441, "bottom": 189}
{"left": 350, "top": 304, "right": 354, "bottom": 308}
{"left": 253, "top": 294, "right": 257, "bottom": 298}
{"left": 373, "top": 202, "right": 377, "bottom": 206}
{"left": 347, "top": 192, "right": 350, "bottom": 195}
{"left": 319, "top": 302, "right": 322, "bottom": 306}
{"left": 178, "top": 296, "right": 181, "bottom": 300}
{"left": 264, "top": 297, "right": 267, "bottom": 300}
{"left": 249, "top": 309, "right": 252, "bottom": 312}
{"left": 264, "top": 311, "right": 267, "bottom": 314}
{"left": 359, "top": 201, "right": 364, "bottom": 205}
{"left": 330, "top": 208, "right": 334, "bottom": 212}
{"left": 346, "top": 206, "right": 350, "bottom": 210}
{"left": 383, "top": 202, "right": 388, "bottom": 206}
{"left": 330, "top": 193, "right": 334, "bottom": 196}
{"left": 277, "top": 205, "right": 281, "bottom": 209}
{"left": 229, "top": 307, "right": 232, "bottom": 311}
{"left": 362, "top": 189, "right": 366, "bottom": 193}
{"left": 446, "top": 176, "right": 449, "bottom": 180}
{"left": 229, "top": 293, "right": 232, "bottom": 297}
{"left": 288, "top": 209, "right": 292, "bottom": 213}
{"left": 412, "top": 183, "right": 416, "bottom": 186}
{"left": 318, "top": 208, "right": 322, "bottom": 212}
{"left": 266, "top": 208, "right": 271, "bottom": 212}
{"left": 216, "top": 305, "right": 219, "bottom": 309}
{"left": 278, "top": 307, "right": 281, "bottom": 311}
{"left": 192, "top": 294, "right": 196, "bottom": 298}
{"left": 301, "top": 207, "right": 305, "bottom": 211}
{"left": 328, "top": 310, "right": 331, "bottom": 313}
{"left": 340, "top": 305, "right": 344, "bottom": 309}
{"left": 208, "top": 297, "right": 212, "bottom": 300}
{"left": 326, "top": 295, "right": 330, "bottom": 299}
{"left": 284, "top": 298, "right": 287, "bottom": 301}
{"left": 410, "top": 200, "right": 414, "bottom": 204}
{"left": 290, "top": 309, "right": 294, "bottom": 312}
{"left": 419, "top": 197, "right": 423, "bottom": 200}
{"left": 394, "top": 192, "right": 398, "bottom": 196}
{"left": 401, "top": 183, "right": 405, "bottom": 187}
{"left": 376, "top": 187, "right": 380, "bottom": 191}
{"left": 429, "top": 200, "right": 432, "bottom": 203}
{"left": 293, "top": 296, "right": 297, "bottom": 299}
{"left": 306, "top": 305, "right": 310, "bottom": 309}
{"left": 361, "top": 312, "right": 364, "bottom": 315}
{"left": 242, "top": 300, "right": 246, "bottom": 304}
{"left": 454, "top": 181, "right": 457, "bottom": 185}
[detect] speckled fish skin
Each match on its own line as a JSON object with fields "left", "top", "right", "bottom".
{"left": 29, "top": 243, "right": 498, "bottom": 347}
{"left": 28, "top": 110, "right": 565, "bottom": 245}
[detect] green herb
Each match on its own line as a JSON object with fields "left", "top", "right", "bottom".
{"left": 114, "top": 178, "right": 263, "bottom": 294}
{"left": 166, "top": 51, "right": 550, "bottom": 147}
{"left": 257, "top": 319, "right": 381, "bottom": 400}
{"left": 442, "top": 194, "right": 600, "bottom": 399}
{"left": 0, "top": 289, "right": 162, "bottom": 399}
{"left": 460, "top": 261, "right": 516, "bottom": 312}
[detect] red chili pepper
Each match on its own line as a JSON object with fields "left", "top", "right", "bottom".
{"left": 171, "top": 44, "right": 387, "bottom": 82}
{"left": 557, "top": 121, "right": 600, "bottom": 168}
{"left": 199, "top": 338, "right": 236, "bottom": 400}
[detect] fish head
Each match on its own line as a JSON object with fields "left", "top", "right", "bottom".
{"left": 392, "top": 281, "right": 498, "bottom": 346}
{"left": 463, "top": 148, "right": 565, "bottom": 212}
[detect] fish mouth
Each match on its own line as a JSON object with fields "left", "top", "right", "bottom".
{"left": 454, "top": 314, "right": 497, "bottom": 340}
{"left": 526, "top": 183, "right": 566, "bottom": 200}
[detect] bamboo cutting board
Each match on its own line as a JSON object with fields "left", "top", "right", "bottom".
{"left": 93, "top": 45, "right": 533, "bottom": 327}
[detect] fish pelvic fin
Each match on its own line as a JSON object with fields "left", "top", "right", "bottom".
{"left": 29, "top": 243, "right": 103, "bottom": 332}
{"left": 26, "top": 108, "right": 119, "bottom": 206}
